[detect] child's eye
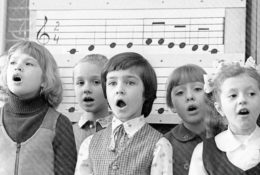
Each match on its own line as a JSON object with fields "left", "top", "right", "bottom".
{"left": 228, "top": 94, "right": 237, "bottom": 98}
{"left": 93, "top": 80, "right": 101, "bottom": 86}
{"left": 107, "top": 81, "right": 116, "bottom": 86}
{"left": 249, "top": 92, "right": 256, "bottom": 96}
{"left": 26, "top": 62, "right": 34, "bottom": 66}
{"left": 9, "top": 61, "right": 16, "bottom": 65}
{"left": 175, "top": 91, "right": 184, "bottom": 96}
{"left": 194, "top": 87, "right": 203, "bottom": 92}
{"left": 76, "top": 80, "right": 84, "bottom": 86}
{"left": 127, "top": 81, "right": 135, "bottom": 86}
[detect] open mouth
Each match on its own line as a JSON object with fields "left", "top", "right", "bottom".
{"left": 187, "top": 105, "right": 198, "bottom": 112}
{"left": 238, "top": 108, "right": 249, "bottom": 115}
{"left": 12, "top": 74, "right": 22, "bottom": 82}
{"left": 83, "top": 97, "right": 94, "bottom": 102}
{"left": 116, "top": 99, "right": 126, "bottom": 108}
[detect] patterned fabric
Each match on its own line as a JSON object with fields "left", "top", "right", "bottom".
{"left": 203, "top": 137, "right": 260, "bottom": 175}
{"left": 114, "top": 124, "right": 128, "bottom": 152}
{"left": 72, "top": 114, "right": 112, "bottom": 151}
{"left": 89, "top": 123, "right": 162, "bottom": 175}
{"left": 164, "top": 123, "right": 204, "bottom": 175}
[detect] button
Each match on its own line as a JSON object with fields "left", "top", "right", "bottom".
{"left": 112, "top": 165, "right": 119, "bottom": 170}
{"left": 183, "top": 162, "right": 189, "bottom": 170}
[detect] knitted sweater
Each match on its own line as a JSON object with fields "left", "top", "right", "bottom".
{"left": 2, "top": 92, "right": 77, "bottom": 175}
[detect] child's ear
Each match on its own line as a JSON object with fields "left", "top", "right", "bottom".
{"left": 214, "top": 102, "right": 224, "bottom": 116}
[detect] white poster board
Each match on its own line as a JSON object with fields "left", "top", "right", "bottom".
{"left": 29, "top": 0, "right": 246, "bottom": 123}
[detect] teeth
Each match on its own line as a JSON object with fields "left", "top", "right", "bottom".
{"left": 83, "top": 97, "right": 94, "bottom": 102}
{"left": 238, "top": 109, "right": 249, "bottom": 114}
{"left": 188, "top": 105, "right": 197, "bottom": 111}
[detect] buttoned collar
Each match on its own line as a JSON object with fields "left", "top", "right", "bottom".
{"left": 78, "top": 112, "right": 112, "bottom": 128}
{"left": 216, "top": 125, "right": 260, "bottom": 152}
{"left": 172, "top": 123, "right": 205, "bottom": 142}
{"left": 111, "top": 115, "right": 146, "bottom": 138}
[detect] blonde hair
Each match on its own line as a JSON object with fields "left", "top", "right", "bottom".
{"left": 74, "top": 54, "right": 108, "bottom": 68}
{"left": 1, "top": 40, "right": 63, "bottom": 108}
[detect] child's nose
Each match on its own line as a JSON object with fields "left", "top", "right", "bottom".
{"left": 116, "top": 83, "right": 126, "bottom": 95}
{"left": 15, "top": 65, "right": 23, "bottom": 72}
{"left": 83, "top": 83, "right": 92, "bottom": 94}
{"left": 186, "top": 89, "right": 195, "bottom": 102}
{"left": 238, "top": 94, "right": 247, "bottom": 105}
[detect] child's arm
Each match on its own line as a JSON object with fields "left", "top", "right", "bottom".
{"left": 74, "top": 135, "right": 94, "bottom": 175}
{"left": 188, "top": 143, "right": 208, "bottom": 175}
{"left": 53, "top": 114, "right": 77, "bottom": 175}
{"left": 151, "top": 137, "right": 173, "bottom": 175}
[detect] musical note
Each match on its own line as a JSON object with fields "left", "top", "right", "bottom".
{"left": 211, "top": 48, "right": 218, "bottom": 54}
{"left": 127, "top": 42, "right": 133, "bottom": 48}
{"left": 152, "top": 22, "right": 165, "bottom": 46}
{"left": 68, "top": 48, "right": 77, "bottom": 54}
{"left": 37, "top": 16, "right": 50, "bottom": 45}
{"left": 198, "top": 27, "right": 210, "bottom": 51}
{"left": 110, "top": 42, "right": 116, "bottom": 48}
{"left": 146, "top": 38, "right": 152, "bottom": 45}
{"left": 192, "top": 45, "right": 198, "bottom": 51}
{"left": 179, "top": 42, "right": 186, "bottom": 48}
{"left": 158, "top": 38, "right": 164, "bottom": 45}
{"left": 88, "top": 45, "right": 95, "bottom": 51}
{"left": 202, "top": 45, "right": 209, "bottom": 51}
{"left": 88, "top": 32, "right": 95, "bottom": 51}
{"left": 168, "top": 42, "right": 174, "bottom": 48}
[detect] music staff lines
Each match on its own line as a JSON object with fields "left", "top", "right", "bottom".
{"left": 36, "top": 16, "right": 224, "bottom": 53}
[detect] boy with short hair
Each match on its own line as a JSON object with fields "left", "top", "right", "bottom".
{"left": 75, "top": 52, "right": 172, "bottom": 175}
{"left": 73, "top": 54, "right": 112, "bottom": 151}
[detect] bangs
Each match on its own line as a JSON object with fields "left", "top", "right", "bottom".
{"left": 169, "top": 66, "right": 205, "bottom": 87}
{"left": 9, "top": 41, "right": 46, "bottom": 70}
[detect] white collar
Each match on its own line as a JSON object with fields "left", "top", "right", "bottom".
{"left": 216, "top": 125, "right": 260, "bottom": 152}
{"left": 111, "top": 115, "right": 146, "bottom": 138}
{"left": 78, "top": 112, "right": 112, "bottom": 128}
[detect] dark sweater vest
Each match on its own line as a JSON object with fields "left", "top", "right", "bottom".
{"left": 89, "top": 123, "right": 162, "bottom": 175}
{"left": 164, "top": 124, "right": 203, "bottom": 175}
{"left": 203, "top": 137, "right": 260, "bottom": 175}
{"left": 0, "top": 107, "right": 59, "bottom": 175}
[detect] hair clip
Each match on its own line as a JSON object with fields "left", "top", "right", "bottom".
{"left": 204, "top": 56, "right": 258, "bottom": 94}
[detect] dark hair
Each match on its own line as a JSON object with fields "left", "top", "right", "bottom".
{"left": 166, "top": 64, "right": 206, "bottom": 108}
{"left": 101, "top": 52, "right": 157, "bottom": 117}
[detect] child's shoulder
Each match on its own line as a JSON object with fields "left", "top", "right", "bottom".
{"left": 164, "top": 124, "right": 198, "bottom": 142}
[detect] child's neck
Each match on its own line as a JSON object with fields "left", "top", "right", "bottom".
{"left": 230, "top": 124, "right": 256, "bottom": 135}
{"left": 183, "top": 121, "right": 205, "bottom": 135}
{"left": 84, "top": 108, "right": 109, "bottom": 121}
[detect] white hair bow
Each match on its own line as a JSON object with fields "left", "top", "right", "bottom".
{"left": 203, "top": 56, "right": 258, "bottom": 93}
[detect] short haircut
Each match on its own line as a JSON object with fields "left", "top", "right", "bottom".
{"left": 1, "top": 40, "right": 63, "bottom": 108}
{"left": 74, "top": 54, "right": 108, "bottom": 69}
{"left": 101, "top": 52, "right": 157, "bottom": 117}
{"left": 213, "top": 63, "right": 260, "bottom": 103}
{"left": 166, "top": 64, "right": 206, "bottom": 108}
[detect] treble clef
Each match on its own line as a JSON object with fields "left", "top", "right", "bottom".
{"left": 37, "top": 16, "right": 50, "bottom": 45}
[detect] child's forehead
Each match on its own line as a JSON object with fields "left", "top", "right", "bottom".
{"left": 107, "top": 67, "right": 141, "bottom": 79}
{"left": 221, "top": 74, "right": 259, "bottom": 90}
{"left": 74, "top": 62, "right": 102, "bottom": 77}
{"left": 173, "top": 81, "right": 204, "bottom": 89}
